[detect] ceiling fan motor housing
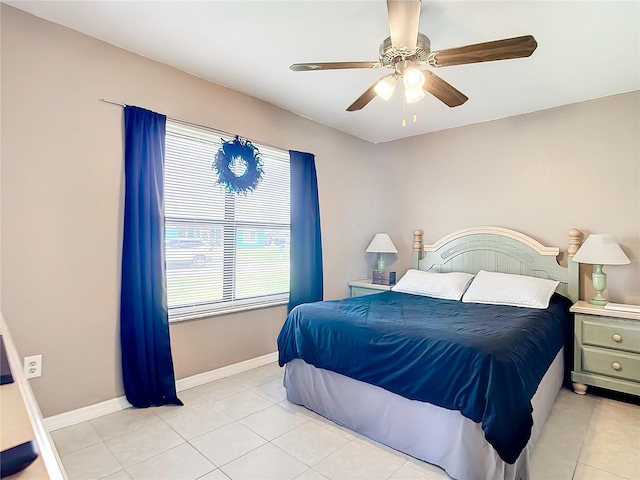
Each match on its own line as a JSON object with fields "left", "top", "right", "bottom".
{"left": 379, "top": 33, "right": 431, "bottom": 67}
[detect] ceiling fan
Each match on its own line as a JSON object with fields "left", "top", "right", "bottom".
{"left": 290, "top": 0, "right": 537, "bottom": 112}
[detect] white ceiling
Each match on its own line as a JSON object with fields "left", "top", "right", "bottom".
{"left": 7, "top": 1, "right": 640, "bottom": 144}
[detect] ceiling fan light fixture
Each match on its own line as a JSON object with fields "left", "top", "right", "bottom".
{"left": 403, "top": 67, "right": 425, "bottom": 89}
{"left": 405, "top": 85, "right": 425, "bottom": 104}
{"left": 373, "top": 76, "right": 397, "bottom": 101}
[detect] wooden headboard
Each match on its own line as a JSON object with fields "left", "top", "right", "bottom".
{"left": 412, "top": 227, "right": 583, "bottom": 302}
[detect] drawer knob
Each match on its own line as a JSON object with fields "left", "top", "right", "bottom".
{"left": 612, "top": 334, "right": 622, "bottom": 342}
{"left": 612, "top": 362, "right": 622, "bottom": 371}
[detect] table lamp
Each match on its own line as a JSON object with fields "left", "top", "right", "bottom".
{"left": 366, "top": 233, "right": 398, "bottom": 271}
{"left": 571, "top": 233, "right": 630, "bottom": 305}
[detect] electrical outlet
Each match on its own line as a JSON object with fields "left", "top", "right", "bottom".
{"left": 23, "top": 355, "right": 42, "bottom": 379}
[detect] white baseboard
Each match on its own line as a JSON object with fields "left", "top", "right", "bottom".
{"left": 175, "top": 351, "right": 278, "bottom": 391}
{"left": 44, "top": 396, "right": 132, "bottom": 432}
{"left": 45, "top": 351, "right": 278, "bottom": 432}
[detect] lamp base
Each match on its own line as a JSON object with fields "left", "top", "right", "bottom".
{"left": 588, "top": 297, "right": 608, "bottom": 306}
{"left": 377, "top": 253, "right": 385, "bottom": 272}
{"left": 589, "top": 265, "right": 608, "bottom": 305}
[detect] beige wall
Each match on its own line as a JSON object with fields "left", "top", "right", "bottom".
{"left": 0, "top": 6, "right": 380, "bottom": 417}
{"left": 2, "top": 6, "right": 639, "bottom": 418}
{"left": 376, "top": 91, "right": 640, "bottom": 304}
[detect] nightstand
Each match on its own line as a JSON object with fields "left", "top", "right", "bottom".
{"left": 571, "top": 300, "right": 640, "bottom": 396}
{"left": 348, "top": 280, "right": 393, "bottom": 297}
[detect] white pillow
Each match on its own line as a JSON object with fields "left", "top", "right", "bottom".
{"left": 461, "top": 270, "right": 559, "bottom": 309}
{"left": 391, "top": 269, "right": 475, "bottom": 301}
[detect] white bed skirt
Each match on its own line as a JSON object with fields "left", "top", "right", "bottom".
{"left": 284, "top": 349, "right": 564, "bottom": 480}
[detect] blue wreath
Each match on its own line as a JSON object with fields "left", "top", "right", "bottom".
{"left": 213, "top": 135, "right": 263, "bottom": 194}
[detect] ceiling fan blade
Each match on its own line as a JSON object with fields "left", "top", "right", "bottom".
{"left": 428, "top": 35, "right": 538, "bottom": 67}
{"left": 290, "top": 61, "right": 380, "bottom": 71}
{"left": 387, "top": 0, "right": 421, "bottom": 52}
{"left": 346, "top": 81, "right": 380, "bottom": 112}
{"left": 422, "top": 71, "right": 468, "bottom": 107}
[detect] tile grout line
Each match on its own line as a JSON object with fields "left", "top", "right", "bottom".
{"left": 573, "top": 394, "right": 600, "bottom": 477}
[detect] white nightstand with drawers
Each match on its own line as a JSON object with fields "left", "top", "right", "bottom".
{"left": 571, "top": 301, "right": 640, "bottom": 396}
{"left": 348, "top": 280, "right": 393, "bottom": 298}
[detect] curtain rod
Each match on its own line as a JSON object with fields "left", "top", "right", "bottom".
{"left": 100, "top": 98, "right": 289, "bottom": 152}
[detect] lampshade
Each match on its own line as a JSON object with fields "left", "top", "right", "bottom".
{"left": 374, "top": 76, "right": 397, "bottom": 101}
{"left": 405, "top": 86, "right": 425, "bottom": 104}
{"left": 403, "top": 67, "right": 425, "bottom": 89}
{"left": 366, "top": 233, "right": 398, "bottom": 254}
{"left": 572, "top": 234, "right": 630, "bottom": 265}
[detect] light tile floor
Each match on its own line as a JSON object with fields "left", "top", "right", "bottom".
{"left": 50, "top": 363, "right": 640, "bottom": 480}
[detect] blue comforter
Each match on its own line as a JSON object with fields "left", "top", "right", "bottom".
{"left": 277, "top": 291, "right": 573, "bottom": 464}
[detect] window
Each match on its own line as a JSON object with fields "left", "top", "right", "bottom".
{"left": 164, "top": 120, "right": 290, "bottom": 321}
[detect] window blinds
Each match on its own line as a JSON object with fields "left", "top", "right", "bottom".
{"left": 164, "top": 121, "right": 290, "bottom": 321}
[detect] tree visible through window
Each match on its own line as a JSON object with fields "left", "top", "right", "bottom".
{"left": 164, "top": 121, "right": 290, "bottom": 321}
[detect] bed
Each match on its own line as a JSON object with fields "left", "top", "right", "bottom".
{"left": 278, "top": 226, "right": 583, "bottom": 480}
